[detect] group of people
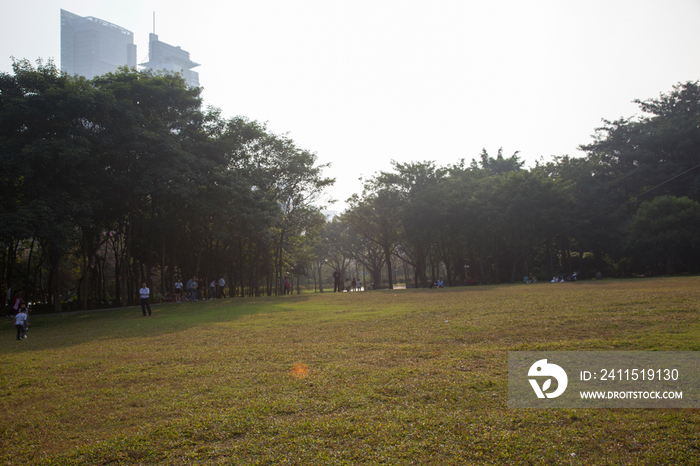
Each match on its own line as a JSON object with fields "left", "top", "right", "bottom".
{"left": 551, "top": 271, "right": 578, "bottom": 283}
{"left": 332, "top": 269, "right": 363, "bottom": 292}
{"left": 345, "top": 277, "right": 362, "bottom": 292}
{"left": 523, "top": 271, "right": 580, "bottom": 283}
{"left": 429, "top": 278, "right": 445, "bottom": 289}
{"left": 173, "top": 276, "right": 227, "bottom": 303}
{"left": 138, "top": 276, "right": 227, "bottom": 318}
{"left": 8, "top": 275, "right": 231, "bottom": 335}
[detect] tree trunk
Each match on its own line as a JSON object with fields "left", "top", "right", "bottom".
{"left": 81, "top": 250, "right": 89, "bottom": 310}
{"left": 238, "top": 237, "right": 244, "bottom": 298}
{"left": 277, "top": 230, "right": 285, "bottom": 296}
{"left": 5, "top": 239, "right": 18, "bottom": 305}
{"left": 25, "top": 238, "right": 35, "bottom": 304}
{"left": 49, "top": 248, "right": 62, "bottom": 313}
{"left": 479, "top": 259, "right": 486, "bottom": 285}
{"left": 523, "top": 248, "right": 529, "bottom": 280}
{"left": 666, "top": 253, "right": 675, "bottom": 275}
{"left": 161, "top": 240, "right": 166, "bottom": 296}
{"left": 445, "top": 258, "right": 453, "bottom": 287}
{"left": 146, "top": 237, "right": 153, "bottom": 289}
{"left": 121, "top": 220, "right": 131, "bottom": 307}
{"left": 170, "top": 238, "right": 177, "bottom": 296}
{"left": 33, "top": 249, "right": 46, "bottom": 305}
{"left": 494, "top": 253, "right": 500, "bottom": 284}
{"left": 468, "top": 247, "right": 476, "bottom": 282}
{"left": 195, "top": 236, "right": 203, "bottom": 277}
{"left": 384, "top": 246, "right": 393, "bottom": 289}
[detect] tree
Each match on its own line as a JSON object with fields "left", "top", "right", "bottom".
{"left": 345, "top": 184, "right": 401, "bottom": 289}
{"left": 580, "top": 81, "right": 700, "bottom": 201}
{"left": 379, "top": 161, "right": 446, "bottom": 287}
{"left": 476, "top": 147, "right": 524, "bottom": 175}
{"left": 628, "top": 196, "right": 700, "bottom": 275}
{"left": 0, "top": 59, "right": 108, "bottom": 311}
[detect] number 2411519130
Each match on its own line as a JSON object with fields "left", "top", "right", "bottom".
{"left": 598, "top": 368, "right": 679, "bottom": 381}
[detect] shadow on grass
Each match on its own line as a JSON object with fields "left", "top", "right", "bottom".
{"left": 1, "top": 294, "right": 316, "bottom": 352}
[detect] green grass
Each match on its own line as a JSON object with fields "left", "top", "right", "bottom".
{"left": 1, "top": 277, "right": 699, "bottom": 465}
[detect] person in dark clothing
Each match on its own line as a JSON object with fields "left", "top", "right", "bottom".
{"left": 333, "top": 269, "right": 341, "bottom": 293}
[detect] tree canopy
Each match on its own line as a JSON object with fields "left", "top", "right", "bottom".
{"left": 337, "top": 81, "right": 700, "bottom": 286}
{"left": 0, "top": 59, "right": 332, "bottom": 310}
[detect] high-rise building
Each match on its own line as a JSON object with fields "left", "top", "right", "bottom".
{"left": 60, "top": 9, "right": 137, "bottom": 79}
{"left": 141, "top": 33, "right": 200, "bottom": 88}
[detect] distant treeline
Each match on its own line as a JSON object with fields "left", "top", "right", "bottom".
{"left": 2, "top": 59, "right": 699, "bottom": 310}
{"left": 326, "top": 81, "right": 700, "bottom": 288}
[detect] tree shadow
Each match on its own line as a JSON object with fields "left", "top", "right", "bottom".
{"left": 1, "top": 294, "right": 316, "bottom": 352}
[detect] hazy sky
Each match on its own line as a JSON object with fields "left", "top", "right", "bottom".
{"left": 2, "top": 0, "right": 699, "bottom": 210}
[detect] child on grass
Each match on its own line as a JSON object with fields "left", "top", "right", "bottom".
{"left": 14, "top": 304, "right": 28, "bottom": 340}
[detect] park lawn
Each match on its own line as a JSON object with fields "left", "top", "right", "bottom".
{"left": 1, "top": 277, "right": 699, "bottom": 465}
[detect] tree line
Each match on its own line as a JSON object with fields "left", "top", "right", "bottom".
{"left": 1, "top": 59, "right": 332, "bottom": 312}
{"left": 2, "top": 58, "right": 699, "bottom": 310}
{"left": 321, "top": 81, "right": 700, "bottom": 288}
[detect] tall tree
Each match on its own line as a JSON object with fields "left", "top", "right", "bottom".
{"left": 345, "top": 183, "right": 401, "bottom": 289}
{"left": 0, "top": 59, "right": 107, "bottom": 311}
{"left": 580, "top": 81, "right": 700, "bottom": 200}
{"left": 628, "top": 195, "right": 700, "bottom": 275}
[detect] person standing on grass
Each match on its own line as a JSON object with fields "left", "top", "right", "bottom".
{"left": 140, "top": 283, "right": 152, "bottom": 317}
{"left": 219, "top": 276, "right": 226, "bottom": 299}
{"left": 333, "top": 269, "right": 341, "bottom": 293}
{"left": 185, "top": 276, "right": 194, "bottom": 302}
{"left": 14, "top": 305, "right": 28, "bottom": 340}
{"left": 192, "top": 278, "right": 199, "bottom": 301}
{"left": 174, "top": 278, "right": 184, "bottom": 303}
{"left": 284, "top": 277, "right": 291, "bottom": 295}
{"left": 209, "top": 280, "right": 216, "bottom": 300}
{"left": 7, "top": 291, "right": 21, "bottom": 317}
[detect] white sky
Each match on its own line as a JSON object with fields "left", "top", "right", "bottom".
{"left": 2, "top": 0, "right": 699, "bottom": 211}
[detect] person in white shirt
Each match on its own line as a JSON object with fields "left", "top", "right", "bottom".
{"left": 174, "top": 279, "right": 184, "bottom": 303}
{"left": 14, "top": 305, "right": 28, "bottom": 340}
{"left": 140, "top": 283, "right": 152, "bottom": 316}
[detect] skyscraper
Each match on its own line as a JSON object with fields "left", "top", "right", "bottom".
{"left": 141, "top": 33, "right": 200, "bottom": 88}
{"left": 60, "top": 9, "right": 137, "bottom": 79}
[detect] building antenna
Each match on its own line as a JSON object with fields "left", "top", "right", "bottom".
{"left": 153, "top": 12, "right": 155, "bottom": 34}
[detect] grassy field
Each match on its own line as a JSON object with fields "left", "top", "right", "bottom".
{"left": 1, "top": 277, "right": 699, "bottom": 465}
